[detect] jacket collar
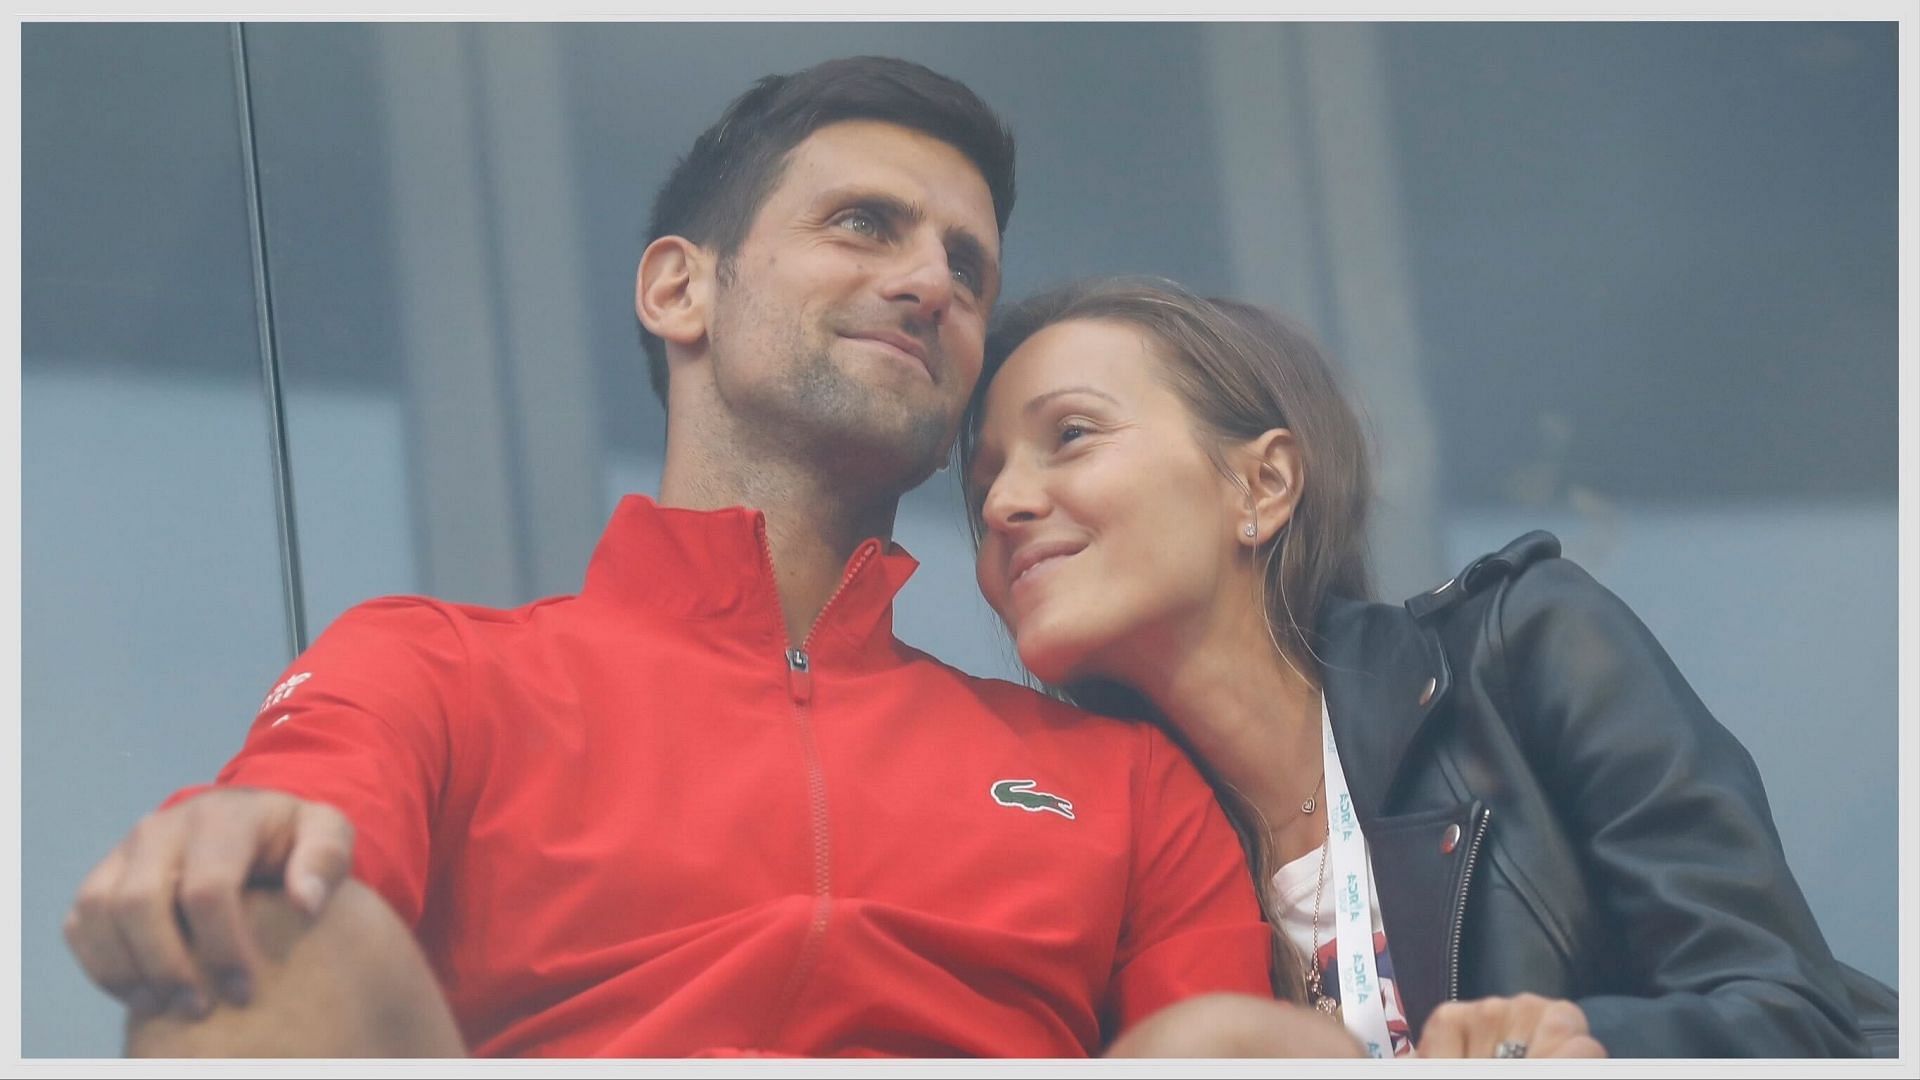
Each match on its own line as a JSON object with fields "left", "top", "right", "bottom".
{"left": 1316, "top": 593, "right": 1451, "bottom": 819}
{"left": 579, "top": 495, "right": 921, "bottom": 666}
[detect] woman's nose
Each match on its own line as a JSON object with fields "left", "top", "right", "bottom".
{"left": 981, "top": 465, "right": 1048, "bottom": 530}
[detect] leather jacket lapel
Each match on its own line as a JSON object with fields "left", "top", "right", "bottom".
{"left": 1316, "top": 593, "right": 1484, "bottom": 1038}
{"left": 1316, "top": 595, "right": 1449, "bottom": 820}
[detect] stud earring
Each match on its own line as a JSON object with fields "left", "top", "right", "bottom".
{"left": 1243, "top": 523, "right": 1257, "bottom": 538}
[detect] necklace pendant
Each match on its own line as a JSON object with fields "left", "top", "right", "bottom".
{"left": 1301, "top": 795, "right": 1316, "bottom": 815}
{"left": 1305, "top": 965, "right": 1340, "bottom": 1017}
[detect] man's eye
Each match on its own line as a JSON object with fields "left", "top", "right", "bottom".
{"left": 952, "top": 264, "right": 980, "bottom": 292}
{"left": 839, "top": 210, "right": 881, "bottom": 236}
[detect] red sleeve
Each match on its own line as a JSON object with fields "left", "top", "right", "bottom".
{"left": 1105, "top": 723, "right": 1273, "bottom": 1035}
{"left": 159, "top": 597, "right": 465, "bottom": 927}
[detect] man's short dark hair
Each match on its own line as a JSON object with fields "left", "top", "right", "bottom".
{"left": 640, "top": 55, "right": 1018, "bottom": 404}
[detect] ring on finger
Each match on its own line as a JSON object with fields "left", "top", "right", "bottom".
{"left": 1493, "top": 1040, "right": 1529, "bottom": 1058}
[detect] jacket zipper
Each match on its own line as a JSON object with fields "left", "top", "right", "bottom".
{"left": 780, "top": 536, "right": 879, "bottom": 704}
{"left": 758, "top": 522, "right": 878, "bottom": 1046}
{"left": 1447, "top": 805, "right": 1493, "bottom": 1002}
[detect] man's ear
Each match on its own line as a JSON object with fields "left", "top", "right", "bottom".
{"left": 636, "top": 235, "right": 713, "bottom": 352}
{"left": 1232, "top": 428, "right": 1304, "bottom": 546}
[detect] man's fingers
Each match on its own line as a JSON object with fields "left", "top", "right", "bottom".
{"left": 105, "top": 817, "right": 210, "bottom": 1019}
{"left": 175, "top": 805, "right": 278, "bottom": 1007}
{"left": 64, "top": 847, "right": 155, "bottom": 1010}
{"left": 283, "top": 801, "right": 355, "bottom": 916}
{"left": 60, "top": 789, "right": 358, "bottom": 1021}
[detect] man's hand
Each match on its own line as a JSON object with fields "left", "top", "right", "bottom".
{"left": 1415, "top": 993, "right": 1606, "bottom": 1058}
{"left": 1105, "top": 993, "right": 1365, "bottom": 1057}
{"left": 63, "top": 787, "right": 355, "bottom": 1019}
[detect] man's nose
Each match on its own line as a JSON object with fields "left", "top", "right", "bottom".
{"left": 879, "top": 235, "right": 956, "bottom": 326}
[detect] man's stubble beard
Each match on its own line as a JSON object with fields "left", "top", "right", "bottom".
{"left": 709, "top": 283, "right": 957, "bottom": 497}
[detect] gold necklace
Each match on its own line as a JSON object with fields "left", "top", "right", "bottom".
{"left": 1304, "top": 820, "right": 1340, "bottom": 1016}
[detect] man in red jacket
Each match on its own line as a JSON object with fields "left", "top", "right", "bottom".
{"left": 61, "top": 55, "right": 1356, "bottom": 1059}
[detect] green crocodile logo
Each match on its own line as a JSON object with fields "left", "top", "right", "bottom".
{"left": 991, "top": 779, "right": 1075, "bottom": 820}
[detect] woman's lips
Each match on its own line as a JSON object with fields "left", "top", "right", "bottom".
{"left": 1007, "top": 544, "right": 1085, "bottom": 605}
{"left": 1013, "top": 551, "right": 1073, "bottom": 587}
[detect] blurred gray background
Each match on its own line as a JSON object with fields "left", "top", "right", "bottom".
{"left": 21, "top": 22, "right": 1898, "bottom": 1056}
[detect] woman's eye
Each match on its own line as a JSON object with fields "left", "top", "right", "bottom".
{"left": 1059, "top": 423, "right": 1088, "bottom": 446}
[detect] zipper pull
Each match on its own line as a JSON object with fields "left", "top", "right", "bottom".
{"left": 786, "top": 647, "right": 813, "bottom": 704}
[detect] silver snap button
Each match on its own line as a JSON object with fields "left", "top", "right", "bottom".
{"left": 1441, "top": 823, "right": 1462, "bottom": 854}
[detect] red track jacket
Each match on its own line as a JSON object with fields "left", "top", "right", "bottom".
{"left": 180, "top": 496, "right": 1271, "bottom": 1056}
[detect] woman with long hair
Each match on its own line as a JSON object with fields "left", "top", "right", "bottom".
{"left": 959, "top": 277, "right": 1873, "bottom": 1058}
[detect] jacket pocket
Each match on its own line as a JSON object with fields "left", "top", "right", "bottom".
{"left": 1365, "top": 800, "right": 1485, "bottom": 1039}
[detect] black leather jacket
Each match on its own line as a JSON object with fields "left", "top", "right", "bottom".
{"left": 1319, "top": 531, "right": 1872, "bottom": 1057}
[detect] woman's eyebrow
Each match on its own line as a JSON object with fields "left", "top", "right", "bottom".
{"left": 1023, "top": 386, "right": 1122, "bottom": 416}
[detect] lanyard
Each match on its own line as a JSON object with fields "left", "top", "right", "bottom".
{"left": 1322, "top": 697, "right": 1393, "bottom": 1058}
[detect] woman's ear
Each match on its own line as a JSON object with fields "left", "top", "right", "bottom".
{"left": 1233, "top": 428, "right": 1304, "bottom": 547}
{"left": 636, "top": 235, "right": 713, "bottom": 353}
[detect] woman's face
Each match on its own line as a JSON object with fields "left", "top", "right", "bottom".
{"left": 969, "top": 318, "right": 1248, "bottom": 686}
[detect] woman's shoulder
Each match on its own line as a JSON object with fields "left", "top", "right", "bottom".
{"left": 1395, "top": 531, "right": 1648, "bottom": 650}
{"left": 1396, "top": 533, "right": 1706, "bottom": 738}
{"left": 1319, "top": 531, "right": 1589, "bottom": 649}
{"left": 1319, "top": 531, "right": 1657, "bottom": 697}
{"left": 1402, "top": 530, "right": 1586, "bottom": 622}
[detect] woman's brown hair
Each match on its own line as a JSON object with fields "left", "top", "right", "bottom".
{"left": 957, "top": 277, "right": 1376, "bottom": 1002}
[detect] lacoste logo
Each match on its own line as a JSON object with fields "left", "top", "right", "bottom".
{"left": 990, "top": 779, "right": 1075, "bottom": 820}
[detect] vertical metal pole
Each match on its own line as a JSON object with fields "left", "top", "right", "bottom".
{"left": 230, "top": 23, "right": 309, "bottom": 655}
